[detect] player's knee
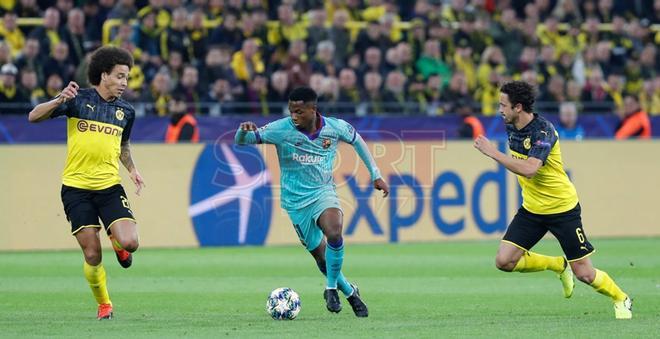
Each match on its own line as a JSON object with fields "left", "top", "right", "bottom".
{"left": 83, "top": 250, "right": 102, "bottom": 266}
{"left": 495, "top": 256, "right": 516, "bottom": 272}
{"left": 574, "top": 267, "right": 596, "bottom": 284}
{"left": 324, "top": 226, "right": 343, "bottom": 244}
{"left": 121, "top": 238, "right": 139, "bottom": 253}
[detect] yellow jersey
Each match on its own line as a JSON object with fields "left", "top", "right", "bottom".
{"left": 506, "top": 114, "right": 578, "bottom": 214}
{"left": 51, "top": 88, "right": 135, "bottom": 190}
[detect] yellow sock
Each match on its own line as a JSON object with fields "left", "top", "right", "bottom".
{"left": 83, "top": 262, "right": 111, "bottom": 305}
{"left": 513, "top": 251, "right": 565, "bottom": 273}
{"left": 590, "top": 269, "right": 627, "bottom": 302}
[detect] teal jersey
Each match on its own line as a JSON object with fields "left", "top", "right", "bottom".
{"left": 235, "top": 115, "right": 380, "bottom": 211}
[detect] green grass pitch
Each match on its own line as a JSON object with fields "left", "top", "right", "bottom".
{"left": 1, "top": 239, "right": 659, "bottom": 338}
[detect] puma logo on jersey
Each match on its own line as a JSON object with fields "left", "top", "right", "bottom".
{"left": 86, "top": 104, "right": 95, "bottom": 112}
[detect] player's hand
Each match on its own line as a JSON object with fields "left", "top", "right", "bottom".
{"left": 57, "top": 81, "right": 79, "bottom": 104}
{"left": 240, "top": 121, "right": 258, "bottom": 131}
{"left": 474, "top": 135, "right": 496, "bottom": 158}
{"left": 374, "top": 178, "right": 389, "bottom": 198}
{"left": 129, "top": 169, "right": 146, "bottom": 196}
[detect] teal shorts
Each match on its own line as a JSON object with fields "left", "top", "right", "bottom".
{"left": 286, "top": 193, "right": 342, "bottom": 251}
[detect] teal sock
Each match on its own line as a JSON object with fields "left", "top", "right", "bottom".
{"left": 325, "top": 239, "right": 344, "bottom": 289}
{"left": 337, "top": 272, "right": 354, "bottom": 297}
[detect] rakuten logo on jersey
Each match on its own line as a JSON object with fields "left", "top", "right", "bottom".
{"left": 292, "top": 153, "right": 323, "bottom": 165}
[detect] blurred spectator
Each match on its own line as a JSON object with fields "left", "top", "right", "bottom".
{"left": 0, "top": 63, "right": 29, "bottom": 114}
{"left": 176, "top": 65, "right": 201, "bottom": 114}
{"left": 28, "top": 7, "right": 64, "bottom": 56}
{"left": 231, "top": 38, "right": 264, "bottom": 82}
{"left": 475, "top": 70, "right": 501, "bottom": 116}
{"left": 62, "top": 9, "right": 88, "bottom": 66}
{"left": 0, "top": 42, "right": 10, "bottom": 66}
{"left": 337, "top": 68, "right": 360, "bottom": 110}
{"left": 210, "top": 10, "right": 243, "bottom": 50}
{"left": 328, "top": 9, "right": 351, "bottom": 64}
{"left": 242, "top": 74, "right": 269, "bottom": 115}
{"left": 0, "top": 12, "right": 25, "bottom": 58}
{"left": 615, "top": 94, "right": 651, "bottom": 139}
{"left": 142, "top": 71, "right": 173, "bottom": 116}
{"left": 268, "top": 70, "right": 289, "bottom": 103}
{"left": 441, "top": 71, "right": 474, "bottom": 114}
{"left": 108, "top": 0, "right": 138, "bottom": 20}
{"left": 310, "top": 40, "right": 339, "bottom": 77}
{"left": 416, "top": 39, "right": 451, "bottom": 84}
{"left": 18, "top": 67, "right": 45, "bottom": 105}
{"left": 206, "top": 78, "right": 237, "bottom": 115}
{"left": 397, "top": 42, "right": 415, "bottom": 79}
{"left": 581, "top": 68, "right": 613, "bottom": 113}
{"left": 55, "top": 0, "right": 75, "bottom": 26}
{"left": 165, "top": 93, "right": 200, "bottom": 143}
{"left": 268, "top": 4, "right": 308, "bottom": 62}
{"left": 199, "top": 46, "right": 240, "bottom": 95}
{"left": 43, "top": 42, "right": 75, "bottom": 84}
{"left": 357, "top": 47, "right": 385, "bottom": 80}
{"left": 44, "top": 73, "right": 64, "bottom": 99}
{"left": 137, "top": 0, "right": 171, "bottom": 31}
{"left": 362, "top": 71, "right": 383, "bottom": 114}
{"left": 382, "top": 70, "right": 408, "bottom": 114}
{"left": 283, "top": 40, "right": 311, "bottom": 90}
{"left": 133, "top": 10, "right": 162, "bottom": 67}
{"left": 354, "top": 20, "right": 390, "bottom": 58}
{"left": 477, "top": 46, "right": 506, "bottom": 89}
{"left": 538, "top": 75, "right": 566, "bottom": 112}
{"left": 640, "top": 77, "right": 660, "bottom": 115}
{"left": 306, "top": 9, "right": 329, "bottom": 57}
{"left": 318, "top": 76, "right": 340, "bottom": 114}
{"left": 490, "top": 8, "right": 524, "bottom": 70}
{"left": 14, "top": 0, "right": 41, "bottom": 20}
{"left": 457, "top": 100, "right": 485, "bottom": 140}
{"left": 556, "top": 102, "right": 585, "bottom": 141}
{"left": 160, "top": 7, "right": 193, "bottom": 63}
{"left": 188, "top": 8, "right": 210, "bottom": 62}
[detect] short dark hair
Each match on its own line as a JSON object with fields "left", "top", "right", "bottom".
{"left": 500, "top": 81, "right": 535, "bottom": 113}
{"left": 288, "top": 86, "right": 317, "bottom": 103}
{"left": 88, "top": 46, "right": 133, "bottom": 86}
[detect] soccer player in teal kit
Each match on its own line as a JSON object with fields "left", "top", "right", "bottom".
{"left": 235, "top": 87, "right": 389, "bottom": 317}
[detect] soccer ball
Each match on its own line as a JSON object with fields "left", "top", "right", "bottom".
{"left": 266, "top": 287, "right": 301, "bottom": 320}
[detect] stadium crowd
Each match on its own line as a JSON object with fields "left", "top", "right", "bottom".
{"left": 0, "top": 0, "right": 659, "bottom": 118}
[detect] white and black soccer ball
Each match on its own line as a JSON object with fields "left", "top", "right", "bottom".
{"left": 266, "top": 287, "right": 301, "bottom": 320}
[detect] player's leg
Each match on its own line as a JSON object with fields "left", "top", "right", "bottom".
{"left": 548, "top": 204, "right": 631, "bottom": 318}
{"left": 97, "top": 185, "right": 138, "bottom": 268}
{"left": 497, "top": 208, "right": 565, "bottom": 274}
{"left": 570, "top": 258, "right": 631, "bottom": 319}
{"left": 309, "top": 239, "right": 354, "bottom": 297}
{"left": 75, "top": 228, "right": 113, "bottom": 320}
{"left": 316, "top": 207, "right": 345, "bottom": 313}
{"left": 308, "top": 227, "right": 368, "bottom": 317}
{"left": 62, "top": 185, "right": 113, "bottom": 319}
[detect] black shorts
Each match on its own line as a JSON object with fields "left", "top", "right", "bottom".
{"left": 61, "top": 184, "right": 135, "bottom": 235}
{"left": 502, "top": 203, "right": 595, "bottom": 262}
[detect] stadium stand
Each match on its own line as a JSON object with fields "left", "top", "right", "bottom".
{"left": 1, "top": 0, "right": 659, "bottom": 139}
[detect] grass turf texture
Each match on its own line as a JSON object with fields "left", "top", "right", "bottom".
{"left": 1, "top": 239, "right": 659, "bottom": 338}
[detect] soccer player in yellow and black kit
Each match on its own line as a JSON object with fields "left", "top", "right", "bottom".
{"left": 28, "top": 46, "right": 145, "bottom": 320}
{"left": 474, "top": 81, "right": 632, "bottom": 319}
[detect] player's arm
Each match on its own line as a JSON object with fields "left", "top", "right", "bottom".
{"left": 120, "top": 116, "right": 145, "bottom": 195}
{"left": 234, "top": 121, "right": 262, "bottom": 144}
{"left": 28, "top": 81, "right": 79, "bottom": 122}
{"left": 474, "top": 135, "right": 542, "bottom": 179}
{"left": 120, "top": 140, "right": 146, "bottom": 195}
{"left": 339, "top": 119, "right": 389, "bottom": 197}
